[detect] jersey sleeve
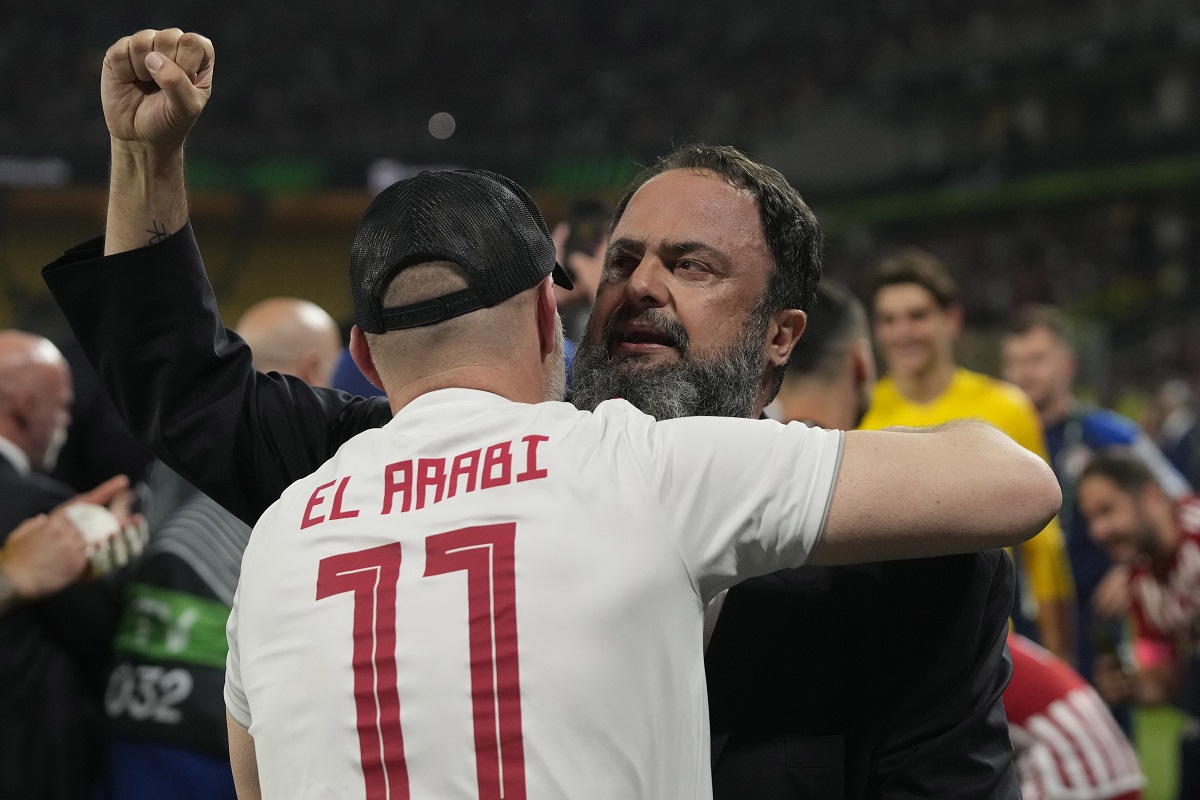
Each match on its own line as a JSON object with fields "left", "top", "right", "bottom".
{"left": 626, "top": 413, "right": 844, "bottom": 601}
{"left": 42, "top": 225, "right": 393, "bottom": 526}
{"left": 224, "top": 586, "right": 252, "bottom": 729}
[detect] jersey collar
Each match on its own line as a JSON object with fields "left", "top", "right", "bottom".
{"left": 395, "top": 387, "right": 514, "bottom": 417}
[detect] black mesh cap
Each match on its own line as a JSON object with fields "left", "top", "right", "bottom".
{"left": 350, "top": 168, "right": 573, "bottom": 333}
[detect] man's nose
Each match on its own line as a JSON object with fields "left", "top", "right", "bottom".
{"left": 625, "top": 256, "right": 670, "bottom": 308}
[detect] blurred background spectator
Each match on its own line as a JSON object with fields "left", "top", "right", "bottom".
{"left": 1154, "top": 378, "right": 1200, "bottom": 486}
{"left": 1001, "top": 305, "right": 1191, "bottom": 737}
{"left": 100, "top": 297, "right": 340, "bottom": 800}
{"left": 0, "top": 330, "right": 133, "bottom": 799}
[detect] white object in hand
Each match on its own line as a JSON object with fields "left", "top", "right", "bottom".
{"left": 64, "top": 503, "right": 123, "bottom": 576}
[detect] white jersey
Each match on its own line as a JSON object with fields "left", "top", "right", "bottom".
{"left": 225, "top": 388, "right": 843, "bottom": 800}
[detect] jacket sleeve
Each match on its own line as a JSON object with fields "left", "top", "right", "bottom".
{"left": 867, "top": 549, "right": 1020, "bottom": 800}
{"left": 42, "top": 223, "right": 392, "bottom": 526}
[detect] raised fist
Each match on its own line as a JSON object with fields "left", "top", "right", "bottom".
{"left": 101, "top": 29, "right": 214, "bottom": 151}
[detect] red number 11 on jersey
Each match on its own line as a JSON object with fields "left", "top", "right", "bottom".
{"left": 316, "top": 523, "right": 527, "bottom": 800}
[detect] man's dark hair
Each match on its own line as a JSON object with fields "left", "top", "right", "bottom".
{"left": 610, "top": 143, "right": 824, "bottom": 400}
{"left": 1080, "top": 447, "right": 1157, "bottom": 494}
{"left": 1005, "top": 304, "right": 1075, "bottom": 351}
{"left": 869, "top": 247, "right": 958, "bottom": 309}
{"left": 786, "top": 281, "right": 868, "bottom": 382}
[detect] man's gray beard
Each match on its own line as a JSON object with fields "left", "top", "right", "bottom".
{"left": 571, "top": 310, "right": 770, "bottom": 421}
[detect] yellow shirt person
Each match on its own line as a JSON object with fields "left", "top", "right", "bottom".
{"left": 864, "top": 248, "right": 1075, "bottom": 663}
{"left": 861, "top": 369, "right": 1075, "bottom": 637}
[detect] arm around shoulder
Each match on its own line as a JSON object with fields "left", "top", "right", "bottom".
{"left": 810, "top": 420, "right": 1061, "bottom": 566}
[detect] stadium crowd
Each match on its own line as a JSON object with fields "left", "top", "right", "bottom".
{"left": 4, "top": 0, "right": 1200, "bottom": 182}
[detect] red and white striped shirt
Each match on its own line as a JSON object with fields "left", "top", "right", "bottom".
{"left": 1005, "top": 633, "right": 1144, "bottom": 800}
{"left": 1129, "top": 496, "right": 1200, "bottom": 669}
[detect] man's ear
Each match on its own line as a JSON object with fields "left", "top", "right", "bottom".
{"left": 349, "top": 326, "right": 386, "bottom": 392}
{"left": 765, "top": 309, "right": 807, "bottom": 368}
{"left": 9, "top": 387, "right": 36, "bottom": 432}
{"left": 536, "top": 278, "right": 558, "bottom": 358}
{"left": 851, "top": 338, "right": 875, "bottom": 386}
{"left": 945, "top": 303, "right": 965, "bottom": 338}
{"left": 1064, "top": 349, "right": 1079, "bottom": 385}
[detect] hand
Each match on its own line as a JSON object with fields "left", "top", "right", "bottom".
{"left": 551, "top": 222, "right": 608, "bottom": 308}
{"left": 61, "top": 474, "right": 130, "bottom": 511}
{"left": 0, "top": 513, "right": 88, "bottom": 601}
{"left": 55, "top": 474, "right": 136, "bottom": 527}
{"left": 1093, "top": 653, "right": 1134, "bottom": 706}
{"left": 54, "top": 476, "right": 149, "bottom": 576}
{"left": 84, "top": 512, "right": 149, "bottom": 577}
{"left": 101, "top": 28, "right": 215, "bottom": 152}
{"left": 1092, "top": 564, "right": 1132, "bottom": 618}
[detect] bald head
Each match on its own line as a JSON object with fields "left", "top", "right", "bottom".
{"left": 235, "top": 298, "right": 342, "bottom": 388}
{"left": 774, "top": 282, "right": 875, "bottom": 430}
{"left": 0, "top": 330, "right": 72, "bottom": 471}
{"left": 356, "top": 261, "right": 565, "bottom": 409}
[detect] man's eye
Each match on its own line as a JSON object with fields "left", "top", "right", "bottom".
{"left": 677, "top": 259, "right": 705, "bottom": 272}
{"left": 602, "top": 256, "right": 636, "bottom": 278}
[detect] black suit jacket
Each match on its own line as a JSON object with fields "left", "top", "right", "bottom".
{"left": 0, "top": 458, "right": 118, "bottom": 800}
{"left": 708, "top": 554, "right": 1018, "bottom": 799}
{"left": 45, "top": 225, "right": 1020, "bottom": 798}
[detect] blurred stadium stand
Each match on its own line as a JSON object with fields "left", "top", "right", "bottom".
{"left": 1, "top": 0, "right": 1199, "bottom": 185}
{"left": 5, "top": 0, "right": 1200, "bottom": 401}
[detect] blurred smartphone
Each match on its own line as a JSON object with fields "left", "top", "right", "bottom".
{"left": 1091, "top": 622, "right": 1119, "bottom": 659}
{"left": 1091, "top": 620, "right": 1138, "bottom": 676}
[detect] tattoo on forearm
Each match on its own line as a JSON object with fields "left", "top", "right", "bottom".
{"left": 147, "top": 221, "right": 168, "bottom": 245}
